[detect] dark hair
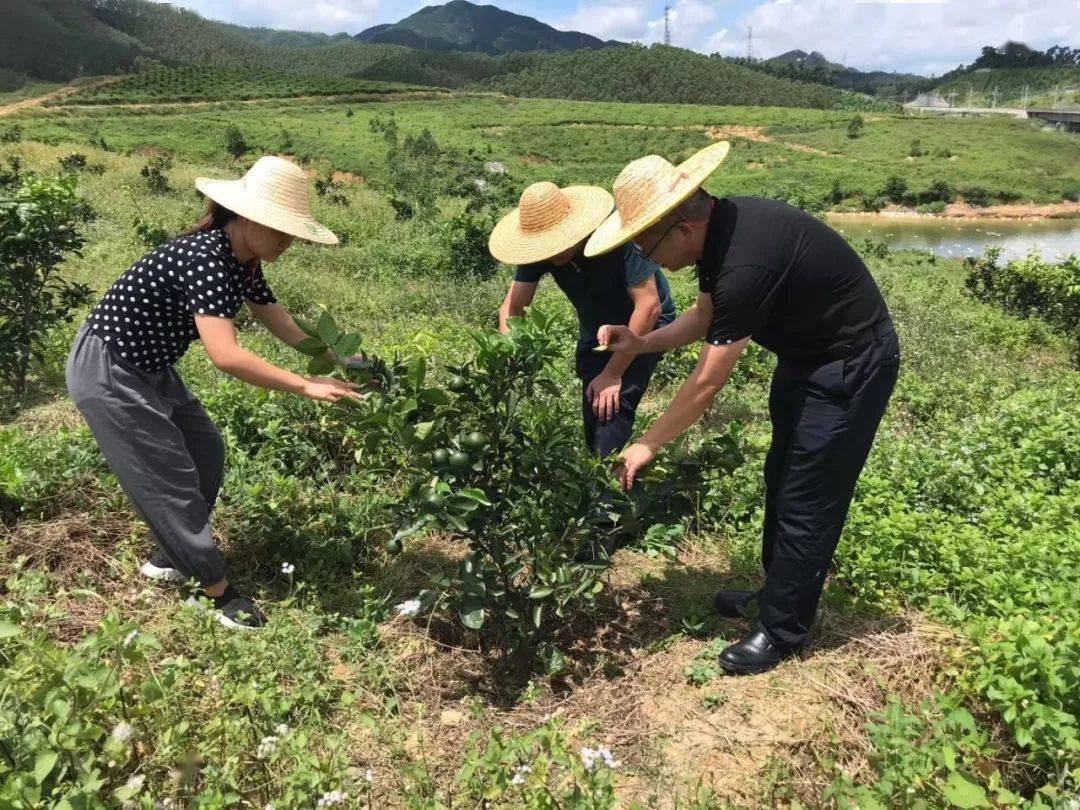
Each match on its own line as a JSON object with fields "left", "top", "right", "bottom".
{"left": 182, "top": 199, "right": 238, "bottom": 237}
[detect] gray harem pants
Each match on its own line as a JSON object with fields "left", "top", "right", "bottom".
{"left": 66, "top": 326, "right": 227, "bottom": 586}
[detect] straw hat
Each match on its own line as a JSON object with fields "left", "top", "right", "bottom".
{"left": 195, "top": 156, "right": 338, "bottom": 245}
{"left": 584, "top": 141, "right": 730, "bottom": 258}
{"left": 489, "top": 181, "right": 613, "bottom": 265}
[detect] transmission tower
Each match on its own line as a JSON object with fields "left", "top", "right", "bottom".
{"left": 746, "top": 26, "right": 753, "bottom": 61}
{"left": 664, "top": 4, "right": 671, "bottom": 46}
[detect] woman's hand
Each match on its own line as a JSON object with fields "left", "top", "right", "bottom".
{"left": 302, "top": 376, "right": 363, "bottom": 402}
{"left": 614, "top": 442, "right": 656, "bottom": 491}
{"left": 596, "top": 324, "right": 645, "bottom": 356}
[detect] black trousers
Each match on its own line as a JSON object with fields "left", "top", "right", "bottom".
{"left": 758, "top": 328, "right": 900, "bottom": 648}
{"left": 576, "top": 343, "right": 661, "bottom": 458}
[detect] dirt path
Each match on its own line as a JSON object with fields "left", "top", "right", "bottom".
{"left": 0, "top": 77, "right": 122, "bottom": 117}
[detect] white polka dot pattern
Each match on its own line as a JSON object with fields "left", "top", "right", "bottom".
{"left": 86, "top": 228, "right": 276, "bottom": 371}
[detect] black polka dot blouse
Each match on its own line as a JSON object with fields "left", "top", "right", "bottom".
{"left": 87, "top": 228, "right": 277, "bottom": 371}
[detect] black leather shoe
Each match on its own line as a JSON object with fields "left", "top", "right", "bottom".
{"left": 713, "top": 588, "right": 759, "bottom": 618}
{"left": 718, "top": 629, "right": 800, "bottom": 675}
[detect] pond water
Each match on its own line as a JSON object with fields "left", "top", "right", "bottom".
{"left": 826, "top": 214, "right": 1080, "bottom": 263}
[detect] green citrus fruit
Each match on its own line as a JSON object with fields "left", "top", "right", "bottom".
{"left": 462, "top": 431, "right": 488, "bottom": 450}
{"left": 425, "top": 492, "right": 445, "bottom": 509}
{"left": 384, "top": 537, "right": 402, "bottom": 554}
{"left": 449, "top": 450, "right": 471, "bottom": 469}
{"left": 432, "top": 448, "right": 450, "bottom": 465}
{"left": 448, "top": 375, "right": 468, "bottom": 392}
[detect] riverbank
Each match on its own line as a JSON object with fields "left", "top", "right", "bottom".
{"left": 828, "top": 200, "right": 1080, "bottom": 221}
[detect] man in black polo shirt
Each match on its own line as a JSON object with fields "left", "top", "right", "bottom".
{"left": 586, "top": 143, "right": 899, "bottom": 674}
{"left": 490, "top": 180, "right": 676, "bottom": 458}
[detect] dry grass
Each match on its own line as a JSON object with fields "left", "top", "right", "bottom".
{"left": 329, "top": 536, "right": 954, "bottom": 807}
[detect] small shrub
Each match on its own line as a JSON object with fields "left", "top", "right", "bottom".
{"left": 439, "top": 210, "right": 499, "bottom": 280}
{"left": 225, "top": 125, "right": 248, "bottom": 160}
{"left": 908, "top": 138, "right": 924, "bottom": 157}
{"left": 139, "top": 156, "right": 172, "bottom": 194}
{"left": 313, "top": 173, "right": 348, "bottom": 206}
{"left": 57, "top": 153, "right": 87, "bottom": 174}
{"left": 881, "top": 174, "right": 907, "bottom": 204}
{"left": 958, "top": 186, "right": 991, "bottom": 207}
{"left": 132, "top": 216, "right": 171, "bottom": 248}
{"left": 0, "top": 124, "right": 22, "bottom": 144}
{"left": 846, "top": 114, "right": 864, "bottom": 139}
{"left": 0, "top": 173, "right": 92, "bottom": 405}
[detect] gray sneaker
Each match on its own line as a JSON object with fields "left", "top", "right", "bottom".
{"left": 184, "top": 589, "right": 267, "bottom": 631}
{"left": 140, "top": 550, "right": 185, "bottom": 583}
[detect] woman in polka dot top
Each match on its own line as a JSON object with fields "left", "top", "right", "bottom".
{"left": 65, "top": 156, "right": 358, "bottom": 630}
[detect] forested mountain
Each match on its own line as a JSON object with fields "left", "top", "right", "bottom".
{"left": 0, "top": 0, "right": 853, "bottom": 109}
{"left": 479, "top": 45, "right": 842, "bottom": 108}
{"left": 0, "top": 0, "right": 150, "bottom": 81}
{"left": 354, "top": 0, "right": 616, "bottom": 54}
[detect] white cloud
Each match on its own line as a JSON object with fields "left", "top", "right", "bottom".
{"left": 157, "top": 0, "right": 416, "bottom": 35}
{"left": 709, "top": 0, "right": 1080, "bottom": 76}
{"left": 163, "top": 0, "right": 1080, "bottom": 75}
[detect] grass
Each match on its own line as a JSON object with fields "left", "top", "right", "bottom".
{"left": 7, "top": 93, "right": 1080, "bottom": 208}
{"left": 1, "top": 97, "right": 1078, "bottom": 806}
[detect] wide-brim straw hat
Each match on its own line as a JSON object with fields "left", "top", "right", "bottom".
{"left": 489, "top": 181, "right": 614, "bottom": 265}
{"left": 195, "top": 156, "right": 338, "bottom": 245}
{"left": 584, "top": 141, "right": 730, "bottom": 258}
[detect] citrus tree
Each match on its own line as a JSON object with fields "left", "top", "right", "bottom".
{"left": 0, "top": 172, "right": 92, "bottom": 407}
{"left": 297, "top": 309, "right": 743, "bottom": 672}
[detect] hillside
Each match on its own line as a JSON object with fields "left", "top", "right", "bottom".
{"left": 932, "top": 66, "right": 1080, "bottom": 107}
{"left": 479, "top": 45, "right": 843, "bottom": 108}
{"left": 0, "top": 0, "right": 150, "bottom": 81}
{"left": 354, "top": 0, "right": 615, "bottom": 54}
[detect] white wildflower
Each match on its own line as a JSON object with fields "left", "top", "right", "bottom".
{"left": 123, "top": 630, "right": 138, "bottom": 648}
{"left": 510, "top": 763, "right": 531, "bottom": 785}
{"left": 281, "top": 562, "right": 295, "bottom": 575}
{"left": 316, "top": 790, "right": 348, "bottom": 807}
{"left": 275, "top": 723, "right": 290, "bottom": 736}
{"left": 395, "top": 599, "right": 422, "bottom": 618}
{"left": 363, "top": 768, "right": 375, "bottom": 783}
{"left": 120, "top": 774, "right": 145, "bottom": 795}
{"left": 256, "top": 735, "right": 279, "bottom": 759}
{"left": 111, "top": 722, "right": 136, "bottom": 743}
{"left": 580, "top": 745, "right": 620, "bottom": 771}
{"left": 155, "top": 799, "right": 180, "bottom": 810}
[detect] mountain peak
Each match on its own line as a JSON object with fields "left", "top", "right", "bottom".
{"left": 353, "top": 0, "right": 617, "bottom": 55}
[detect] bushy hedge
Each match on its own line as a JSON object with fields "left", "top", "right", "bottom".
{"left": 965, "top": 248, "right": 1079, "bottom": 361}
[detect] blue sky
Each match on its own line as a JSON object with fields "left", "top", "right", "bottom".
{"left": 162, "top": 0, "right": 1079, "bottom": 77}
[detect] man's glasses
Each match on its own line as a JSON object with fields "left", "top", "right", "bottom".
{"left": 637, "top": 212, "right": 686, "bottom": 260}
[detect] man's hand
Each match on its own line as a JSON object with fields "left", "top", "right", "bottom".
{"left": 302, "top": 376, "right": 363, "bottom": 402}
{"left": 586, "top": 371, "right": 622, "bottom": 423}
{"left": 596, "top": 324, "right": 645, "bottom": 356}
{"left": 615, "top": 442, "right": 656, "bottom": 491}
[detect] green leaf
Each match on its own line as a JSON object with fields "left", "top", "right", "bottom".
{"left": 34, "top": 751, "right": 58, "bottom": 785}
{"left": 0, "top": 621, "right": 22, "bottom": 638}
{"left": 294, "top": 337, "right": 327, "bottom": 357}
{"left": 460, "top": 604, "right": 485, "bottom": 629}
{"left": 457, "top": 488, "right": 492, "bottom": 506}
{"left": 529, "top": 586, "right": 553, "bottom": 599}
{"left": 315, "top": 311, "right": 341, "bottom": 345}
{"left": 413, "top": 421, "right": 435, "bottom": 443}
{"left": 407, "top": 356, "right": 427, "bottom": 389}
{"left": 942, "top": 772, "right": 989, "bottom": 808}
{"left": 295, "top": 316, "right": 318, "bottom": 337}
{"left": 532, "top": 603, "right": 544, "bottom": 628}
{"left": 421, "top": 387, "right": 450, "bottom": 406}
{"left": 334, "top": 333, "right": 362, "bottom": 359}
{"left": 307, "top": 355, "right": 335, "bottom": 375}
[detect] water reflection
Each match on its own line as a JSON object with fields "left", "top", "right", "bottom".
{"left": 827, "top": 214, "right": 1080, "bottom": 262}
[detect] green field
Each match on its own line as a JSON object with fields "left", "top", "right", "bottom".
{"left": 8, "top": 91, "right": 1080, "bottom": 209}
{"left": 1, "top": 89, "right": 1078, "bottom": 808}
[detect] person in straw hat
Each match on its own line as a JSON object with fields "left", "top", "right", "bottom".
{"left": 490, "top": 180, "right": 676, "bottom": 464}
{"left": 66, "top": 155, "right": 360, "bottom": 630}
{"left": 586, "top": 142, "right": 900, "bottom": 674}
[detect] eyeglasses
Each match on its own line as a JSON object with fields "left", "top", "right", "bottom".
{"left": 637, "top": 212, "right": 687, "bottom": 261}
